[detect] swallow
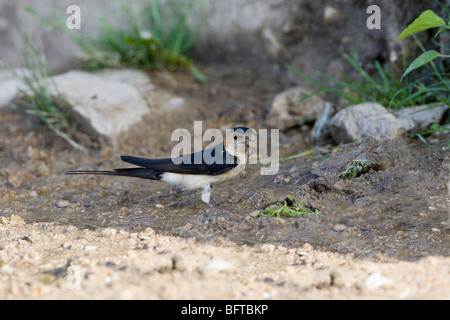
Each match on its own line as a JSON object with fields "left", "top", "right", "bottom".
{"left": 66, "top": 127, "right": 256, "bottom": 206}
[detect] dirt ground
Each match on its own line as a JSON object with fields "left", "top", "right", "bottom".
{"left": 0, "top": 64, "right": 449, "bottom": 299}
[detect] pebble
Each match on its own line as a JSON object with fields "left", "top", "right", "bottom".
{"left": 365, "top": 271, "right": 393, "bottom": 290}
{"left": 202, "top": 258, "right": 233, "bottom": 274}
{"left": 56, "top": 200, "right": 71, "bottom": 209}
{"left": 332, "top": 224, "right": 348, "bottom": 232}
{"left": 100, "top": 228, "right": 117, "bottom": 237}
{"left": 1, "top": 215, "right": 26, "bottom": 227}
{"left": 248, "top": 210, "right": 261, "bottom": 218}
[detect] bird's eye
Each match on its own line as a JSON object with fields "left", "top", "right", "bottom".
{"left": 233, "top": 135, "right": 238, "bottom": 140}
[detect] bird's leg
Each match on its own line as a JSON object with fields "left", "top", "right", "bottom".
{"left": 210, "top": 197, "right": 221, "bottom": 206}
{"left": 201, "top": 184, "right": 213, "bottom": 207}
{"left": 201, "top": 184, "right": 221, "bottom": 207}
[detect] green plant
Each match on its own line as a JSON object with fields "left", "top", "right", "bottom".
{"left": 9, "top": 42, "right": 88, "bottom": 153}
{"left": 284, "top": 148, "right": 315, "bottom": 161}
{"left": 397, "top": 8, "right": 450, "bottom": 149}
{"left": 25, "top": 0, "right": 207, "bottom": 82}
{"left": 287, "top": 41, "right": 449, "bottom": 111}
{"left": 339, "top": 159, "right": 369, "bottom": 180}
{"left": 399, "top": 10, "right": 450, "bottom": 79}
{"left": 414, "top": 123, "right": 450, "bottom": 149}
{"left": 257, "top": 196, "right": 322, "bottom": 218}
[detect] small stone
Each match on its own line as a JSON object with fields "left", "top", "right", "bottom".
{"left": 329, "top": 102, "right": 414, "bottom": 144}
{"left": 297, "top": 243, "right": 314, "bottom": 255}
{"left": 395, "top": 103, "right": 449, "bottom": 133}
{"left": 202, "top": 258, "right": 233, "bottom": 274}
{"left": 259, "top": 243, "right": 276, "bottom": 252}
{"left": 332, "top": 223, "right": 348, "bottom": 232}
{"left": 56, "top": 200, "right": 71, "bottom": 209}
{"left": 100, "top": 228, "right": 117, "bottom": 237}
{"left": 267, "top": 86, "right": 326, "bottom": 130}
{"left": 365, "top": 271, "right": 393, "bottom": 290}
{"left": 248, "top": 210, "right": 261, "bottom": 218}
{"left": 323, "top": 6, "right": 344, "bottom": 25}
{"left": 262, "top": 27, "right": 283, "bottom": 58}
{"left": 179, "top": 223, "right": 193, "bottom": 234}
{"left": 1, "top": 215, "right": 26, "bottom": 227}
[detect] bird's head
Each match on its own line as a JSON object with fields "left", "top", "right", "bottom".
{"left": 224, "top": 127, "right": 257, "bottom": 162}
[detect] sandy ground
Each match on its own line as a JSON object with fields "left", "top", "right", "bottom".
{"left": 1, "top": 214, "right": 449, "bottom": 299}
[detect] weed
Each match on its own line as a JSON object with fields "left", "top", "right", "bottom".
{"left": 414, "top": 122, "right": 450, "bottom": 149}
{"left": 288, "top": 42, "right": 449, "bottom": 111}
{"left": 8, "top": 41, "right": 87, "bottom": 153}
{"left": 258, "top": 196, "right": 322, "bottom": 218}
{"left": 25, "top": 0, "right": 207, "bottom": 82}
{"left": 284, "top": 148, "right": 315, "bottom": 161}
{"left": 339, "top": 159, "right": 369, "bottom": 180}
{"left": 399, "top": 10, "right": 450, "bottom": 79}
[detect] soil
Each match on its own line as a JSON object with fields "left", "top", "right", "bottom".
{"left": 0, "top": 63, "right": 449, "bottom": 299}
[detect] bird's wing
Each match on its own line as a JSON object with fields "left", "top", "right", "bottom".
{"left": 120, "top": 145, "right": 238, "bottom": 176}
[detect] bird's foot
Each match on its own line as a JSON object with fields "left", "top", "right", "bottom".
{"left": 210, "top": 197, "right": 221, "bottom": 207}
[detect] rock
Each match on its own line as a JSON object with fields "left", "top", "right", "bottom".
{"left": 323, "top": 6, "right": 344, "bottom": 25}
{"left": 262, "top": 27, "right": 283, "bottom": 58}
{"left": 100, "top": 228, "right": 117, "bottom": 237}
{"left": 56, "top": 200, "right": 72, "bottom": 209}
{"left": 98, "top": 69, "right": 154, "bottom": 96}
{"left": 365, "top": 267, "right": 393, "bottom": 290}
{"left": 395, "top": 103, "right": 449, "bottom": 133}
{"left": 0, "top": 214, "right": 25, "bottom": 227}
{"left": 267, "top": 87, "right": 326, "bottom": 130}
{"left": 311, "top": 102, "right": 335, "bottom": 143}
{"left": 329, "top": 102, "right": 414, "bottom": 144}
{"left": 0, "top": 68, "right": 29, "bottom": 107}
{"left": 202, "top": 258, "right": 233, "bottom": 274}
{"left": 51, "top": 70, "right": 150, "bottom": 146}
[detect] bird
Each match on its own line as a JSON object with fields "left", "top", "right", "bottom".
{"left": 66, "top": 127, "right": 257, "bottom": 206}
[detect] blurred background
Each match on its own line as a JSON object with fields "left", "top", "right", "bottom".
{"left": 1, "top": 0, "right": 446, "bottom": 75}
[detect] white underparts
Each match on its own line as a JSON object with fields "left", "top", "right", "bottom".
{"left": 159, "top": 163, "right": 247, "bottom": 204}
{"left": 160, "top": 163, "right": 247, "bottom": 190}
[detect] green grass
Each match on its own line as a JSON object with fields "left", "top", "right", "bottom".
{"left": 414, "top": 122, "right": 450, "bottom": 149}
{"left": 287, "top": 42, "right": 450, "bottom": 111}
{"left": 284, "top": 148, "right": 315, "bottom": 161}
{"left": 9, "top": 42, "right": 88, "bottom": 153}
{"left": 258, "top": 196, "right": 322, "bottom": 218}
{"left": 25, "top": 0, "right": 207, "bottom": 82}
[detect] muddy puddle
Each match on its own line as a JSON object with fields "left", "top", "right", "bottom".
{"left": 0, "top": 66, "right": 449, "bottom": 263}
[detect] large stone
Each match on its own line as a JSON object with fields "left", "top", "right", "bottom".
{"left": 0, "top": 68, "right": 29, "bottom": 107}
{"left": 395, "top": 104, "right": 449, "bottom": 133}
{"left": 51, "top": 70, "right": 150, "bottom": 146}
{"left": 267, "top": 86, "right": 326, "bottom": 130}
{"left": 329, "top": 102, "right": 414, "bottom": 144}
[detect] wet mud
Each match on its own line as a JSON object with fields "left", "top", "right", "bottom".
{"left": 0, "top": 64, "right": 449, "bottom": 299}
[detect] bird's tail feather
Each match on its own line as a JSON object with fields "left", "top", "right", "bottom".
{"left": 66, "top": 168, "right": 161, "bottom": 180}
